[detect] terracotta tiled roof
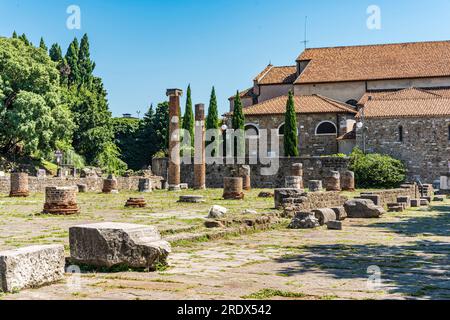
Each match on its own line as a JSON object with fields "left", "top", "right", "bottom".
{"left": 358, "top": 87, "right": 450, "bottom": 105}
{"left": 242, "top": 95, "right": 357, "bottom": 116}
{"left": 295, "top": 41, "right": 450, "bottom": 84}
{"left": 255, "top": 65, "right": 297, "bottom": 85}
{"left": 229, "top": 87, "right": 254, "bottom": 101}
{"left": 357, "top": 87, "right": 450, "bottom": 118}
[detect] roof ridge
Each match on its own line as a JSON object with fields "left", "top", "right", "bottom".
{"left": 254, "top": 64, "right": 274, "bottom": 82}
{"left": 313, "top": 94, "right": 357, "bottom": 113}
{"left": 373, "top": 87, "right": 445, "bottom": 101}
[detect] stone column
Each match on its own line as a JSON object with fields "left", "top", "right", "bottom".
{"left": 138, "top": 178, "right": 152, "bottom": 193}
{"left": 341, "top": 170, "right": 355, "bottom": 191}
{"left": 9, "top": 172, "right": 29, "bottom": 197}
{"left": 194, "top": 103, "right": 206, "bottom": 190}
{"left": 239, "top": 165, "right": 251, "bottom": 191}
{"left": 102, "top": 174, "right": 119, "bottom": 194}
{"left": 43, "top": 186, "right": 79, "bottom": 215}
{"left": 167, "top": 89, "right": 183, "bottom": 191}
{"left": 324, "top": 171, "right": 341, "bottom": 191}
{"left": 290, "top": 163, "right": 304, "bottom": 188}
{"left": 223, "top": 177, "right": 244, "bottom": 200}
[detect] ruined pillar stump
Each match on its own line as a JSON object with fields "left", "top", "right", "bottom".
{"left": 77, "top": 184, "right": 87, "bottom": 193}
{"left": 324, "top": 171, "right": 341, "bottom": 191}
{"left": 341, "top": 170, "right": 355, "bottom": 191}
{"left": 138, "top": 178, "right": 152, "bottom": 193}
{"left": 102, "top": 175, "right": 119, "bottom": 194}
{"left": 167, "top": 89, "right": 183, "bottom": 191}
{"left": 285, "top": 176, "right": 303, "bottom": 189}
{"left": 194, "top": 103, "right": 206, "bottom": 190}
{"left": 308, "top": 180, "right": 323, "bottom": 192}
{"left": 291, "top": 163, "right": 304, "bottom": 188}
{"left": 223, "top": 177, "right": 244, "bottom": 200}
{"left": 125, "top": 197, "right": 147, "bottom": 208}
{"left": 43, "top": 186, "right": 79, "bottom": 215}
{"left": 9, "top": 172, "right": 29, "bottom": 197}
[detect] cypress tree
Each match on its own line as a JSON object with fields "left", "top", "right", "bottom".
{"left": 65, "top": 38, "right": 81, "bottom": 86}
{"left": 182, "top": 84, "right": 195, "bottom": 148}
{"left": 206, "top": 86, "right": 220, "bottom": 156}
{"left": 19, "top": 33, "right": 30, "bottom": 46}
{"left": 12, "top": 31, "right": 18, "bottom": 38}
{"left": 78, "top": 34, "right": 95, "bottom": 85}
{"left": 284, "top": 91, "right": 299, "bottom": 157}
{"left": 49, "top": 43, "right": 63, "bottom": 62}
{"left": 39, "top": 37, "right": 48, "bottom": 52}
{"left": 232, "top": 91, "right": 245, "bottom": 156}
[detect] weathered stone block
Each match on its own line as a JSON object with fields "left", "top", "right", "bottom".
{"left": 208, "top": 205, "right": 228, "bottom": 219}
{"left": 344, "top": 199, "right": 384, "bottom": 218}
{"left": 69, "top": 223, "right": 171, "bottom": 270}
{"left": 340, "top": 170, "right": 355, "bottom": 191}
{"left": 312, "top": 208, "right": 337, "bottom": 226}
{"left": 0, "top": 245, "right": 65, "bottom": 293}
{"left": 308, "top": 180, "right": 323, "bottom": 192}
{"left": 179, "top": 195, "right": 205, "bottom": 203}
{"left": 285, "top": 176, "right": 303, "bottom": 189}
{"left": 331, "top": 207, "right": 347, "bottom": 221}
{"left": 324, "top": 171, "right": 341, "bottom": 191}
{"left": 274, "top": 188, "right": 305, "bottom": 209}
{"left": 326, "top": 221, "right": 343, "bottom": 230}
{"left": 433, "top": 195, "right": 445, "bottom": 202}
{"left": 359, "top": 194, "right": 382, "bottom": 206}
{"left": 288, "top": 212, "right": 320, "bottom": 229}
{"left": 397, "top": 196, "right": 411, "bottom": 208}
{"left": 410, "top": 199, "right": 420, "bottom": 207}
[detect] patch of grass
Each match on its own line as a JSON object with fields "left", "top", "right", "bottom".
{"left": 242, "top": 288, "right": 306, "bottom": 299}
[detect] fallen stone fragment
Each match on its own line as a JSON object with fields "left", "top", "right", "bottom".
{"left": 179, "top": 183, "right": 189, "bottom": 190}
{"left": 411, "top": 199, "right": 420, "bottom": 207}
{"left": 312, "top": 208, "right": 337, "bottom": 226}
{"left": 331, "top": 207, "right": 347, "bottom": 221}
{"left": 208, "top": 205, "right": 228, "bottom": 219}
{"left": 0, "top": 245, "right": 65, "bottom": 293}
{"left": 420, "top": 199, "right": 430, "bottom": 206}
{"left": 397, "top": 196, "right": 411, "bottom": 208}
{"left": 69, "top": 222, "right": 171, "bottom": 270}
{"left": 344, "top": 199, "right": 384, "bottom": 218}
{"left": 326, "top": 221, "right": 343, "bottom": 230}
{"left": 387, "top": 203, "right": 404, "bottom": 212}
{"left": 258, "top": 192, "right": 274, "bottom": 198}
{"left": 433, "top": 195, "right": 445, "bottom": 202}
{"left": 288, "top": 212, "right": 320, "bottom": 229}
{"left": 125, "top": 197, "right": 147, "bottom": 208}
{"left": 178, "top": 195, "right": 205, "bottom": 203}
{"left": 358, "top": 194, "right": 382, "bottom": 206}
{"left": 204, "top": 220, "right": 225, "bottom": 229}
{"left": 243, "top": 209, "right": 258, "bottom": 215}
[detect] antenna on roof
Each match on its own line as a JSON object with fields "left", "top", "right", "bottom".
{"left": 301, "top": 16, "right": 309, "bottom": 50}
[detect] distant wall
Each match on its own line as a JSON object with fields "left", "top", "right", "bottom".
{"left": 358, "top": 184, "right": 420, "bottom": 206}
{"left": 0, "top": 176, "right": 163, "bottom": 194}
{"left": 152, "top": 157, "right": 350, "bottom": 189}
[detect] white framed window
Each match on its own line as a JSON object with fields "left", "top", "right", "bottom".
{"left": 244, "top": 123, "right": 259, "bottom": 139}
{"left": 277, "top": 122, "right": 299, "bottom": 137}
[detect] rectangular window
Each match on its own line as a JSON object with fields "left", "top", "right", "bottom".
{"left": 399, "top": 126, "right": 403, "bottom": 142}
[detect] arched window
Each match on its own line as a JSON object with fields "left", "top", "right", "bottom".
{"left": 346, "top": 99, "right": 358, "bottom": 107}
{"left": 315, "top": 121, "right": 337, "bottom": 135}
{"left": 448, "top": 125, "right": 450, "bottom": 141}
{"left": 399, "top": 126, "right": 403, "bottom": 142}
{"left": 244, "top": 124, "right": 259, "bottom": 138}
{"left": 277, "top": 123, "right": 285, "bottom": 136}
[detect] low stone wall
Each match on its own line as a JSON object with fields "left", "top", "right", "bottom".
{"left": 152, "top": 157, "right": 350, "bottom": 189}
{"left": 359, "top": 184, "right": 419, "bottom": 206}
{"left": 0, "top": 176, "right": 163, "bottom": 194}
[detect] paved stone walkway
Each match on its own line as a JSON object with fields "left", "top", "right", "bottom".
{"left": 2, "top": 196, "right": 449, "bottom": 300}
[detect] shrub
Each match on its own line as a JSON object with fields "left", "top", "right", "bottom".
{"left": 349, "top": 148, "right": 406, "bottom": 188}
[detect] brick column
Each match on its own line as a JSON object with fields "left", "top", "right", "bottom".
{"left": 167, "top": 89, "right": 183, "bottom": 191}
{"left": 194, "top": 103, "right": 206, "bottom": 190}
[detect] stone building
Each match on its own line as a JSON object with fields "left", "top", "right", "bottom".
{"left": 229, "top": 40, "right": 450, "bottom": 182}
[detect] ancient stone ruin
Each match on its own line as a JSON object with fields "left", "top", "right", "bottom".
{"left": 167, "top": 88, "right": 183, "bottom": 191}
{"left": 344, "top": 199, "right": 384, "bottom": 218}
{"left": 285, "top": 176, "right": 303, "bottom": 189}
{"left": 138, "top": 178, "right": 152, "bottom": 193}
{"left": 9, "top": 172, "right": 29, "bottom": 197}
{"left": 178, "top": 195, "right": 206, "bottom": 203}
{"left": 239, "top": 165, "right": 252, "bottom": 191}
{"left": 308, "top": 180, "right": 323, "bottom": 192}
{"left": 43, "top": 186, "right": 80, "bottom": 215}
{"left": 69, "top": 222, "right": 171, "bottom": 270}
{"left": 223, "top": 177, "right": 244, "bottom": 200}
{"left": 193, "top": 103, "right": 206, "bottom": 190}
{"left": 77, "top": 184, "right": 87, "bottom": 193}
{"left": 102, "top": 175, "right": 119, "bottom": 194}
{"left": 341, "top": 170, "right": 355, "bottom": 191}
{"left": 324, "top": 171, "right": 341, "bottom": 191}
{"left": 288, "top": 212, "right": 320, "bottom": 229}
{"left": 290, "top": 163, "right": 304, "bottom": 188}
{"left": 0, "top": 245, "right": 65, "bottom": 293}
{"left": 125, "top": 197, "right": 147, "bottom": 208}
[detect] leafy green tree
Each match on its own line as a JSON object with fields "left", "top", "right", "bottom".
{"left": 284, "top": 91, "right": 299, "bottom": 157}
{"left": 94, "top": 141, "right": 127, "bottom": 175}
{"left": 39, "top": 37, "right": 48, "bottom": 52}
{"left": 49, "top": 43, "right": 63, "bottom": 62}
{"left": 78, "top": 34, "right": 95, "bottom": 85}
{"left": 112, "top": 117, "right": 142, "bottom": 170}
{"left": 182, "top": 84, "right": 194, "bottom": 150}
{"left": 153, "top": 101, "right": 170, "bottom": 155}
{"left": 232, "top": 91, "right": 245, "bottom": 156}
{"left": 206, "top": 86, "right": 220, "bottom": 156}
{"left": 0, "top": 38, "right": 74, "bottom": 158}
{"left": 65, "top": 38, "right": 80, "bottom": 86}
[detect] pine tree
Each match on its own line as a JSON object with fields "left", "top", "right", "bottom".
{"left": 284, "top": 91, "right": 299, "bottom": 157}
{"left": 12, "top": 31, "right": 18, "bottom": 38}
{"left": 65, "top": 38, "right": 81, "bottom": 86}
{"left": 39, "top": 37, "right": 48, "bottom": 52}
{"left": 49, "top": 43, "right": 63, "bottom": 62}
{"left": 232, "top": 91, "right": 245, "bottom": 156}
{"left": 19, "top": 33, "right": 30, "bottom": 46}
{"left": 206, "top": 86, "right": 220, "bottom": 156}
{"left": 78, "top": 34, "right": 96, "bottom": 85}
{"left": 182, "top": 84, "right": 195, "bottom": 148}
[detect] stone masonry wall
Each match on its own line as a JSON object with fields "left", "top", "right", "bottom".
{"left": 356, "top": 117, "right": 450, "bottom": 183}
{"left": 0, "top": 176, "right": 163, "bottom": 194}
{"left": 360, "top": 184, "right": 419, "bottom": 207}
{"left": 153, "top": 156, "right": 350, "bottom": 189}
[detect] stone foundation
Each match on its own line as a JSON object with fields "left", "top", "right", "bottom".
{"left": 102, "top": 177, "right": 119, "bottom": 194}
{"left": 43, "top": 186, "right": 80, "bottom": 215}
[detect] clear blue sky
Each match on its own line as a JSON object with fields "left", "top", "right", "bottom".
{"left": 1, "top": 0, "right": 450, "bottom": 117}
